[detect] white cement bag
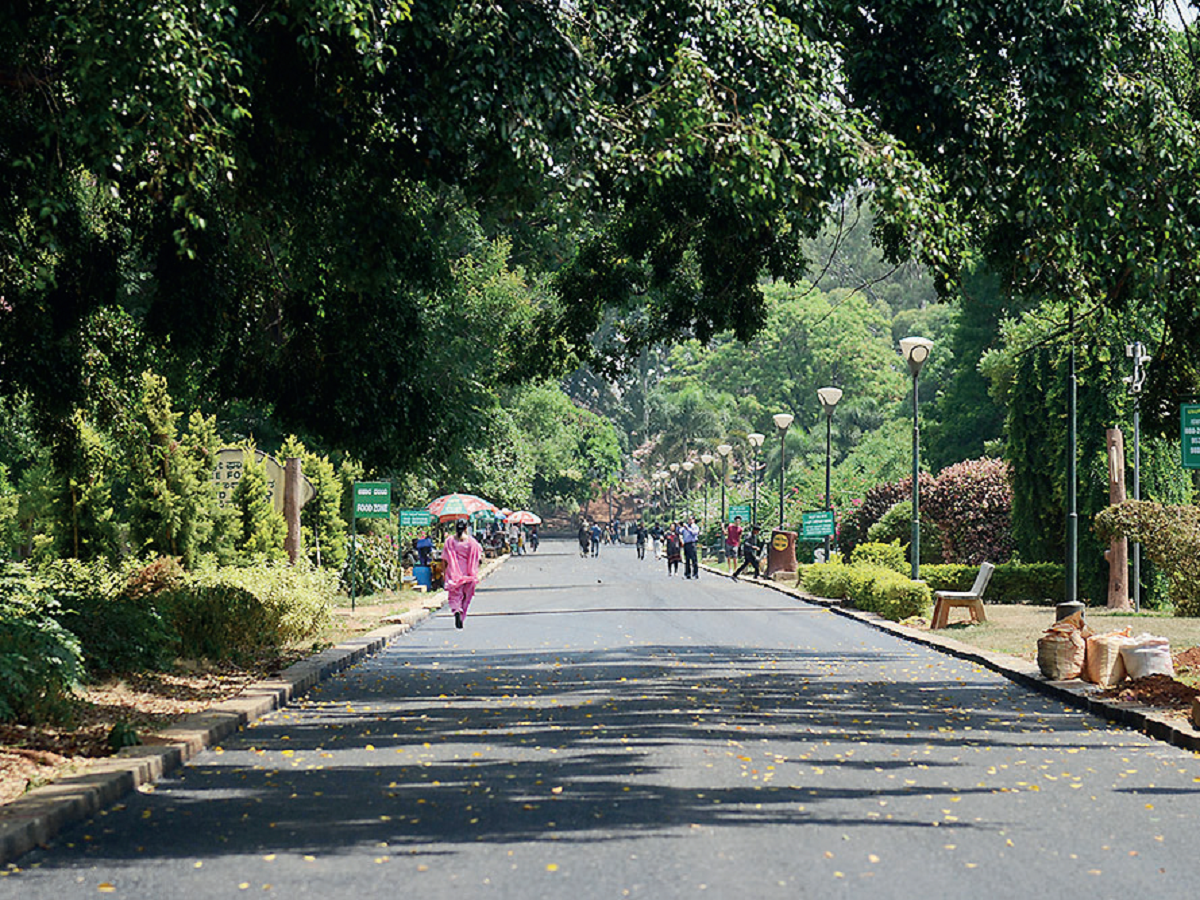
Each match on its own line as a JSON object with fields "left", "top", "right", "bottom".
{"left": 1120, "top": 634, "right": 1174, "bottom": 680}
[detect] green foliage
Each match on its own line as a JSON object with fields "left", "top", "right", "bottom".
{"left": 161, "top": 562, "right": 335, "bottom": 662}
{"left": 39, "top": 557, "right": 178, "bottom": 675}
{"left": 127, "top": 374, "right": 226, "bottom": 567}
{"left": 231, "top": 447, "right": 286, "bottom": 560}
{"left": 0, "top": 565, "right": 83, "bottom": 723}
{"left": 1095, "top": 501, "right": 1200, "bottom": 617}
{"left": 864, "top": 501, "right": 942, "bottom": 565}
{"left": 340, "top": 534, "right": 399, "bottom": 597}
{"left": 849, "top": 541, "right": 908, "bottom": 574}
{"left": 922, "top": 458, "right": 1014, "bottom": 565}
{"left": 801, "top": 559, "right": 931, "bottom": 622}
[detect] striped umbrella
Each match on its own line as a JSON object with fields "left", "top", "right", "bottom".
{"left": 426, "top": 493, "right": 498, "bottom": 522}
{"left": 506, "top": 510, "right": 542, "bottom": 525}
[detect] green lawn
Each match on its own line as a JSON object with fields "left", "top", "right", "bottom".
{"left": 920, "top": 604, "right": 1200, "bottom": 667}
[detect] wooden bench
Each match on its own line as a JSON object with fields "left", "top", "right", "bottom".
{"left": 931, "top": 562, "right": 995, "bottom": 629}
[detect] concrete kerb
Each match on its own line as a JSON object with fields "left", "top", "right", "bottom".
{"left": 700, "top": 561, "right": 1200, "bottom": 754}
{"left": 0, "top": 554, "right": 509, "bottom": 866}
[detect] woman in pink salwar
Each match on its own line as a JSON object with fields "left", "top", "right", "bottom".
{"left": 443, "top": 519, "right": 482, "bottom": 629}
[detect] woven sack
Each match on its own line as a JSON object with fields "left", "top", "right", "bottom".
{"left": 1084, "top": 630, "right": 1131, "bottom": 687}
{"left": 1038, "top": 629, "right": 1086, "bottom": 680}
{"left": 1121, "top": 634, "right": 1174, "bottom": 680}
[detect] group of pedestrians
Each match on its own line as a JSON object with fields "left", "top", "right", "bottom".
{"left": 582, "top": 513, "right": 765, "bottom": 582}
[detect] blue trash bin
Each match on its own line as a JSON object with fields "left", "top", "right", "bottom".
{"left": 413, "top": 565, "right": 432, "bottom": 589}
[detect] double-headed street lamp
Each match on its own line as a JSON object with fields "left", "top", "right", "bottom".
{"left": 772, "top": 413, "right": 794, "bottom": 529}
{"left": 1124, "top": 342, "right": 1151, "bottom": 612}
{"left": 747, "top": 432, "right": 765, "bottom": 527}
{"left": 817, "top": 387, "right": 843, "bottom": 561}
{"left": 899, "top": 336, "right": 933, "bottom": 580}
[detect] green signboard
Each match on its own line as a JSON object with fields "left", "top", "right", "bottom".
{"left": 399, "top": 508, "right": 435, "bottom": 527}
{"left": 801, "top": 510, "right": 837, "bottom": 540}
{"left": 1183, "top": 404, "right": 1200, "bottom": 469}
{"left": 353, "top": 482, "right": 392, "bottom": 519}
{"left": 727, "top": 504, "right": 752, "bottom": 523}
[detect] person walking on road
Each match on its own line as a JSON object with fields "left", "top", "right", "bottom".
{"left": 529, "top": 524, "right": 539, "bottom": 552}
{"left": 723, "top": 516, "right": 743, "bottom": 572}
{"left": 590, "top": 521, "right": 603, "bottom": 557}
{"left": 650, "top": 522, "right": 663, "bottom": 559}
{"left": 578, "top": 520, "right": 590, "bottom": 557}
{"left": 731, "top": 524, "right": 762, "bottom": 581}
{"left": 664, "top": 524, "right": 682, "bottom": 576}
{"left": 681, "top": 516, "right": 700, "bottom": 579}
{"left": 444, "top": 519, "right": 482, "bottom": 628}
{"left": 634, "top": 521, "right": 647, "bottom": 560}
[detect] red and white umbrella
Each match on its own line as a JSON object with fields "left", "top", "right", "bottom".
{"left": 506, "top": 510, "right": 541, "bottom": 525}
{"left": 426, "top": 493, "right": 499, "bottom": 522}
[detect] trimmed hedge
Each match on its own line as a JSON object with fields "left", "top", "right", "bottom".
{"left": 162, "top": 561, "right": 335, "bottom": 662}
{"left": 1096, "top": 500, "right": 1200, "bottom": 616}
{"left": 849, "top": 540, "right": 908, "bottom": 574}
{"left": 801, "top": 561, "right": 932, "bottom": 622}
{"left": 920, "top": 561, "right": 1065, "bottom": 606}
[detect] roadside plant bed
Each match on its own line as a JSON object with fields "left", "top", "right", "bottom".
{"left": 0, "top": 593, "right": 427, "bottom": 807}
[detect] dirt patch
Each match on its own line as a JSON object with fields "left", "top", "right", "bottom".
{"left": 1098, "top": 672, "right": 1200, "bottom": 709}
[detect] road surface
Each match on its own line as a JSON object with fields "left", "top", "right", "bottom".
{"left": 4, "top": 540, "right": 1198, "bottom": 898}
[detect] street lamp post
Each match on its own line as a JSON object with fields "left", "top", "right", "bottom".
{"left": 817, "top": 387, "right": 843, "bottom": 562}
{"left": 699, "top": 453, "right": 714, "bottom": 524}
{"left": 772, "top": 413, "right": 794, "bottom": 529}
{"left": 747, "top": 432, "right": 765, "bottom": 527}
{"left": 681, "top": 461, "right": 695, "bottom": 519}
{"left": 1124, "top": 342, "right": 1151, "bottom": 612}
{"left": 899, "top": 337, "right": 933, "bottom": 581}
{"left": 716, "top": 444, "right": 733, "bottom": 528}
{"left": 669, "top": 463, "right": 681, "bottom": 521}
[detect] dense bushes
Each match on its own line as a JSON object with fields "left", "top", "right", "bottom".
{"left": 801, "top": 558, "right": 932, "bottom": 621}
{"left": 1095, "top": 501, "right": 1200, "bottom": 616}
{"left": 40, "top": 558, "right": 180, "bottom": 675}
{"left": 340, "top": 534, "right": 400, "bottom": 596}
{"left": 162, "top": 562, "right": 334, "bottom": 662}
{"left": 0, "top": 557, "right": 337, "bottom": 722}
{"left": 802, "top": 555, "right": 1066, "bottom": 619}
{"left": 0, "top": 565, "right": 84, "bottom": 723}
{"left": 839, "top": 459, "right": 1015, "bottom": 566}
{"left": 921, "top": 458, "right": 1015, "bottom": 564}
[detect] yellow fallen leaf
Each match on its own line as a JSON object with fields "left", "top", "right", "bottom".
{"left": 546, "top": 864, "right": 559, "bottom": 872}
{"left": 98, "top": 885, "right": 116, "bottom": 894}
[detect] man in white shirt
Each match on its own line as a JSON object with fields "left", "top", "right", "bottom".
{"left": 681, "top": 516, "right": 701, "bottom": 579}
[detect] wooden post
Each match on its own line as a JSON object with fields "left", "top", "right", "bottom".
{"left": 284, "top": 457, "right": 303, "bottom": 565}
{"left": 1105, "top": 428, "right": 1130, "bottom": 610}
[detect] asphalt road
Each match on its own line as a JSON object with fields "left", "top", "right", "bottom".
{"left": 4, "top": 540, "right": 1199, "bottom": 898}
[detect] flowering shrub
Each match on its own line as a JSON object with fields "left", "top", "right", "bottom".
{"left": 922, "top": 458, "right": 1015, "bottom": 564}
{"left": 838, "top": 474, "right": 935, "bottom": 556}
{"left": 1095, "top": 501, "right": 1200, "bottom": 617}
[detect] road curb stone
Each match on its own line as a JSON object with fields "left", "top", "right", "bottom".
{"left": 0, "top": 554, "right": 507, "bottom": 866}
{"left": 704, "top": 561, "right": 1200, "bottom": 754}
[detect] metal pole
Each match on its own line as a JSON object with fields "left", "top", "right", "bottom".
{"left": 1133, "top": 396, "right": 1141, "bottom": 612}
{"left": 752, "top": 449, "right": 759, "bottom": 528}
{"left": 1067, "top": 297, "right": 1078, "bottom": 605}
{"left": 910, "top": 374, "right": 920, "bottom": 578}
{"left": 721, "top": 456, "right": 727, "bottom": 526}
{"left": 778, "top": 432, "right": 786, "bottom": 529}
{"left": 825, "top": 413, "right": 833, "bottom": 562}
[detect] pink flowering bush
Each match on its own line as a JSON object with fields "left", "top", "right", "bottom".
{"left": 921, "top": 458, "right": 1015, "bottom": 565}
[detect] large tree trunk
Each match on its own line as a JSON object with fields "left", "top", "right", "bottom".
{"left": 1106, "top": 428, "right": 1130, "bottom": 610}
